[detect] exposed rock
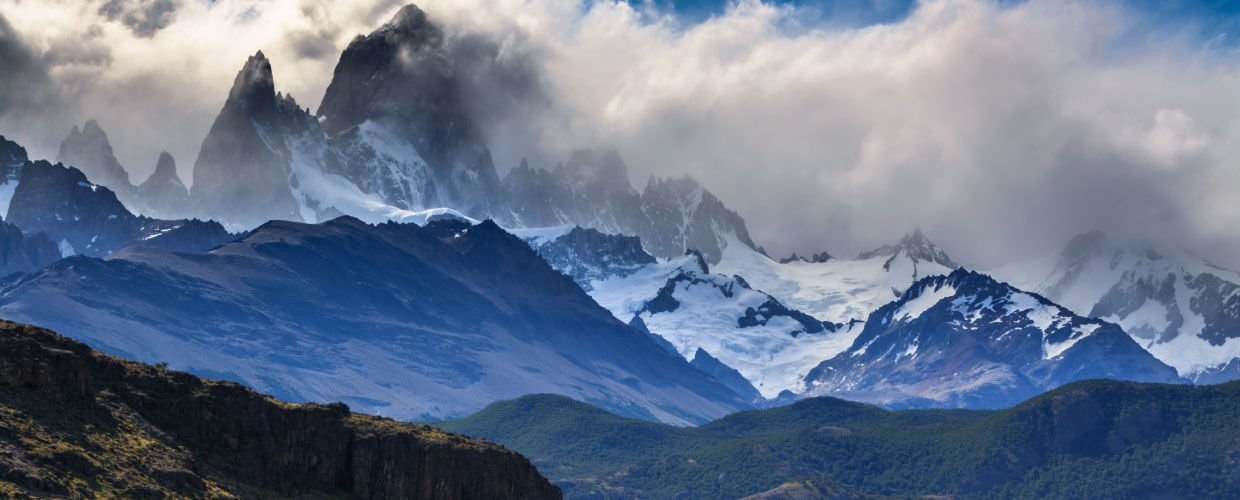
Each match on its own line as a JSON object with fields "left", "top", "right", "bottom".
{"left": 0, "top": 219, "right": 59, "bottom": 276}
{"left": 523, "top": 226, "right": 655, "bottom": 291}
{"left": 0, "top": 320, "right": 560, "bottom": 498}
{"left": 0, "top": 135, "right": 26, "bottom": 183}
{"left": 8, "top": 161, "right": 233, "bottom": 257}
{"left": 318, "top": 4, "right": 501, "bottom": 217}
{"left": 858, "top": 228, "right": 958, "bottom": 270}
{"left": 190, "top": 51, "right": 307, "bottom": 229}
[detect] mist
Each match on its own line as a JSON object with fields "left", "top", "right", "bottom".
{"left": 2, "top": 0, "right": 1240, "bottom": 268}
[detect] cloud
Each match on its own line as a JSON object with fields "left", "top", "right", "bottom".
{"left": 0, "top": 12, "right": 60, "bottom": 119}
{"left": 2, "top": 0, "right": 1240, "bottom": 268}
{"left": 98, "top": 0, "right": 181, "bottom": 37}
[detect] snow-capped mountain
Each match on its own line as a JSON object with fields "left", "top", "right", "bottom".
{"left": 713, "top": 229, "right": 960, "bottom": 324}
{"left": 803, "top": 269, "right": 1180, "bottom": 408}
{"left": 516, "top": 225, "right": 655, "bottom": 290}
{"left": 524, "top": 227, "right": 855, "bottom": 399}
{"left": 191, "top": 6, "right": 502, "bottom": 230}
{"left": 82, "top": 4, "right": 758, "bottom": 271}
{"left": 317, "top": 4, "right": 501, "bottom": 218}
{"left": 7, "top": 160, "right": 231, "bottom": 257}
{"left": 502, "top": 149, "right": 757, "bottom": 264}
{"left": 995, "top": 231, "right": 1240, "bottom": 383}
{"left": 0, "top": 216, "right": 748, "bottom": 424}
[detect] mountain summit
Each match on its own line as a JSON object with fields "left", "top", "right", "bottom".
{"left": 190, "top": 50, "right": 308, "bottom": 228}
{"left": 136, "top": 151, "right": 190, "bottom": 218}
{"left": 56, "top": 120, "right": 137, "bottom": 208}
{"left": 317, "top": 3, "right": 501, "bottom": 217}
{"left": 803, "top": 269, "right": 1180, "bottom": 408}
{"left": 996, "top": 231, "right": 1240, "bottom": 382}
{"left": 858, "top": 228, "right": 959, "bottom": 270}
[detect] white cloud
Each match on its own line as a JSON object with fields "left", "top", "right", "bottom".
{"left": 3, "top": 0, "right": 1240, "bottom": 268}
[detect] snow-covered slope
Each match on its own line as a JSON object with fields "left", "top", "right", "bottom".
{"left": 525, "top": 228, "right": 856, "bottom": 399}
{"left": 803, "top": 269, "right": 1181, "bottom": 409}
{"left": 714, "top": 229, "right": 958, "bottom": 324}
{"left": 994, "top": 231, "right": 1240, "bottom": 382}
{"left": 191, "top": 7, "right": 501, "bottom": 230}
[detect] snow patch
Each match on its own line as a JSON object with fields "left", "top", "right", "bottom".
{"left": 894, "top": 284, "right": 957, "bottom": 322}
{"left": 1045, "top": 323, "right": 1098, "bottom": 359}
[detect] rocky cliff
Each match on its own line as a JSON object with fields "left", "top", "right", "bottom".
{"left": 0, "top": 320, "right": 560, "bottom": 498}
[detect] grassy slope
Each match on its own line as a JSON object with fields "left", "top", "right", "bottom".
{"left": 444, "top": 381, "right": 1240, "bottom": 498}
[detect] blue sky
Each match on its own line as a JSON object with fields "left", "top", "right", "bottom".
{"left": 643, "top": 0, "right": 1240, "bottom": 41}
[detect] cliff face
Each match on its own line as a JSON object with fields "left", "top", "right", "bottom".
{"left": 0, "top": 321, "right": 560, "bottom": 499}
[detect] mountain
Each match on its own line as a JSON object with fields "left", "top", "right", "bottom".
{"left": 317, "top": 4, "right": 501, "bottom": 218}
{"left": 190, "top": 51, "right": 310, "bottom": 229}
{"left": 802, "top": 269, "right": 1180, "bottom": 408}
{"left": 516, "top": 225, "right": 655, "bottom": 291}
{"left": 55, "top": 121, "right": 190, "bottom": 219}
{"left": 523, "top": 227, "right": 853, "bottom": 400}
{"left": 0, "top": 216, "right": 748, "bottom": 424}
{"left": 501, "top": 150, "right": 757, "bottom": 264}
{"left": 135, "top": 151, "right": 190, "bottom": 218}
{"left": 995, "top": 231, "right": 1240, "bottom": 383}
{"left": 779, "top": 251, "right": 832, "bottom": 264}
{"left": 56, "top": 119, "right": 135, "bottom": 202}
{"left": 445, "top": 380, "right": 1240, "bottom": 498}
{"left": 0, "top": 135, "right": 27, "bottom": 215}
{"left": 714, "top": 229, "right": 960, "bottom": 324}
{"left": 689, "top": 348, "right": 765, "bottom": 403}
{"left": 190, "top": 6, "right": 505, "bottom": 230}
{"left": 0, "top": 320, "right": 560, "bottom": 498}
{"left": 6, "top": 160, "right": 231, "bottom": 257}
{"left": 0, "top": 219, "right": 59, "bottom": 276}
{"left": 639, "top": 175, "right": 756, "bottom": 263}
{"left": 159, "top": 4, "right": 758, "bottom": 265}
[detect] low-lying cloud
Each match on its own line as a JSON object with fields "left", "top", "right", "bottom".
{"left": 2, "top": 0, "right": 1240, "bottom": 268}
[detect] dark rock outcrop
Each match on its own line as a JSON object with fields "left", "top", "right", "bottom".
{"left": 779, "top": 252, "right": 832, "bottom": 264}
{"left": 524, "top": 226, "right": 655, "bottom": 290}
{"left": 7, "top": 161, "right": 234, "bottom": 257}
{"left": 0, "top": 135, "right": 26, "bottom": 184}
{"left": 190, "top": 51, "right": 308, "bottom": 229}
{"left": 318, "top": 4, "right": 501, "bottom": 217}
{"left": 858, "top": 228, "right": 958, "bottom": 270}
{"left": 0, "top": 320, "right": 560, "bottom": 498}
{"left": 0, "top": 220, "right": 59, "bottom": 275}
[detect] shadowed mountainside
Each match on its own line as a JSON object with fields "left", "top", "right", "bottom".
{"left": 0, "top": 320, "right": 560, "bottom": 498}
